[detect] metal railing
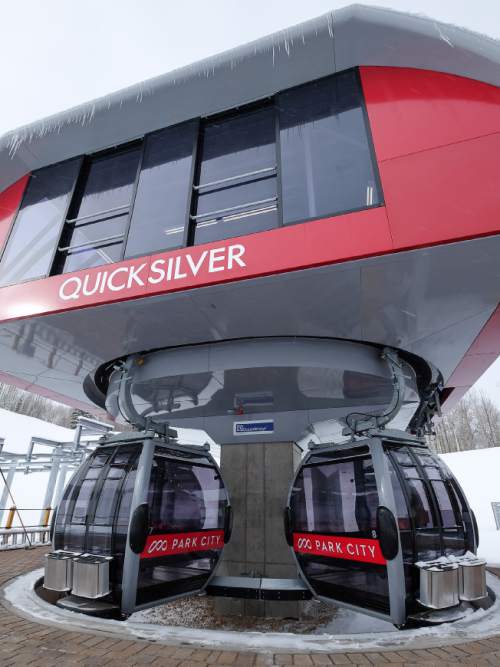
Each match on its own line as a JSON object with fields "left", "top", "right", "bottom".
{"left": 0, "top": 506, "right": 53, "bottom": 550}
{"left": 0, "top": 506, "right": 53, "bottom": 530}
{"left": 0, "top": 527, "right": 50, "bottom": 550}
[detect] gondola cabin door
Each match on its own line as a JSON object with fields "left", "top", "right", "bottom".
{"left": 121, "top": 439, "right": 229, "bottom": 613}
{"left": 286, "top": 441, "right": 406, "bottom": 625}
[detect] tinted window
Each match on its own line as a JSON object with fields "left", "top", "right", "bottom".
{"left": 53, "top": 146, "right": 141, "bottom": 274}
{"left": 193, "top": 107, "right": 278, "bottom": 244}
{"left": 278, "top": 70, "right": 380, "bottom": 225}
{"left": 71, "top": 478, "right": 95, "bottom": 524}
{"left": 126, "top": 122, "right": 197, "bottom": 257}
{"left": 387, "top": 459, "right": 410, "bottom": 530}
{"left": 75, "top": 148, "right": 140, "bottom": 219}
{"left": 0, "top": 159, "right": 80, "bottom": 286}
{"left": 292, "top": 457, "right": 379, "bottom": 534}
{"left": 58, "top": 240, "right": 124, "bottom": 273}
{"left": 432, "top": 480, "right": 458, "bottom": 528}
{"left": 93, "top": 467, "right": 125, "bottom": 525}
{"left": 407, "top": 479, "right": 434, "bottom": 529}
{"left": 424, "top": 466, "right": 441, "bottom": 480}
{"left": 150, "top": 458, "right": 225, "bottom": 532}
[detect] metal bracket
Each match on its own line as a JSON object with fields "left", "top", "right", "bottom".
{"left": 342, "top": 346, "right": 406, "bottom": 437}
{"left": 117, "top": 355, "right": 178, "bottom": 441}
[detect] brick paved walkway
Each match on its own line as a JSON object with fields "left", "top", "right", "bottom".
{"left": 0, "top": 547, "right": 499, "bottom": 666}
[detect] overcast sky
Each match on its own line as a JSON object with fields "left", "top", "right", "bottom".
{"left": 0, "top": 0, "right": 498, "bottom": 404}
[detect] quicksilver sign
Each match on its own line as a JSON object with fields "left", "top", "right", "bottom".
{"left": 58, "top": 243, "right": 246, "bottom": 301}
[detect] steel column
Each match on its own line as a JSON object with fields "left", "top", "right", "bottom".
{"left": 0, "top": 465, "right": 16, "bottom": 526}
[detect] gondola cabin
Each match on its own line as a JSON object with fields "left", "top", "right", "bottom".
{"left": 45, "top": 433, "right": 231, "bottom": 617}
{"left": 285, "top": 431, "right": 483, "bottom": 626}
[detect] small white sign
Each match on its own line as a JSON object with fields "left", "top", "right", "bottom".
{"left": 233, "top": 419, "right": 275, "bottom": 436}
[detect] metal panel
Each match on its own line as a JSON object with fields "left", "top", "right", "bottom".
{"left": 369, "top": 438, "right": 406, "bottom": 625}
{"left": 334, "top": 5, "right": 500, "bottom": 88}
{"left": 380, "top": 133, "right": 500, "bottom": 249}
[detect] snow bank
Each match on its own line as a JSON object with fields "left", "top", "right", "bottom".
{"left": 441, "top": 447, "right": 500, "bottom": 567}
{"left": 0, "top": 408, "right": 74, "bottom": 527}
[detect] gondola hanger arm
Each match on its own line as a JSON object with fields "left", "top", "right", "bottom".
{"left": 342, "top": 346, "right": 405, "bottom": 437}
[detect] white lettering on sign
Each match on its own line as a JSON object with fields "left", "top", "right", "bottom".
{"left": 293, "top": 533, "right": 386, "bottom": 564}
{"left": 141, "top": 530, "right": 225, "bottom": 559}
{"left": 58, "top": 244, "right": 247, "bottom": 302}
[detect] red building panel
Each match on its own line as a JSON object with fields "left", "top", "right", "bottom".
{"left": 360, "top": 67, "right": 500, "bottom": 162}
{"left": 0, "top": 206, "right": 393, "bottom": 324}
{"left": 0, "top": 175, "right": 29, "bottom": 255}
{"left": 380, "top": 132, "right": 500, "bottom": 249}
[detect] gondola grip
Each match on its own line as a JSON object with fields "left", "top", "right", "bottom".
{"left": 129, "top": 503, "right": 150, "bottom": 554}
{"left": 376, "top": 506, "right": 399, "bottom": 561}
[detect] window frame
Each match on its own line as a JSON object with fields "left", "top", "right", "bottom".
{"left": 123, "top": 119, "right": 200, "bottom": 260}
{"left": 51, "top": 141, "right": 144, "bottom": 276}
{"left": 0, "top": 156, "right": 83, "bottom": 288}
{"left": 188, "top": 100, "right": 281, "bottom": 246}
{"left": 275, "top": 67, "right": 384, "bottom": 229}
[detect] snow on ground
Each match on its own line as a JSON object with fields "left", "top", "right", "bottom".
{"left": 5, "top": 569, "right": 500, "bottom": 652}
{"left": 441, "top": 447, "right": 500, "bottom": 567}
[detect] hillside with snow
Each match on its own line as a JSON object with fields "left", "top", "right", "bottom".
{"left": 442, "top": 447, "right": 500, "bottom": 567}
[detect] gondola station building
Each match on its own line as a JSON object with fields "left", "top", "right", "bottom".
{"left": 0, "top": 5, "right": 499, "bottom": 624}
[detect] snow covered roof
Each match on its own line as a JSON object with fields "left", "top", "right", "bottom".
{"left": 1, "top": 4, "right": 499, "bottom": 193}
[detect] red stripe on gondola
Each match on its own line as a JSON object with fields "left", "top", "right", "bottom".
{"left": 293, "top": 533, "right": 386, "bottom": 565}
{"left": 140, "top": 530, "right": 224, "bottom": 559}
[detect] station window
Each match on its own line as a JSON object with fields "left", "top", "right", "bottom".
{"left": 278, "top": 69, "right": 380, "bottom": 225}
{"left": 191, "top": 106, "right": 278, "bottom": 245}
{"left": 125, "top": 121, "right": 198, "bottom": 258}
{"left": 52, "top": 145, "right": 141, "bottom": 274}
{"left": 0, "top": 159, "right": 80, "bottom": 286}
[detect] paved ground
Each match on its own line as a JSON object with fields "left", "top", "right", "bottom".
{"left": 1, "top": 547, "right": 500, "bottom": 666}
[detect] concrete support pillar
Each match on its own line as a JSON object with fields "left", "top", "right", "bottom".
{"left": 215, "top": 441, "right": 303, "bottom": 618}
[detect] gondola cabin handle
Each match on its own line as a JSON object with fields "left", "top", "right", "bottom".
{"left": 224, "top": 505, "right": 233, "bottom": 543}
{"left": 129, "top": 503, "right": 150, "bottom": 554}
{"left": 376, "top": 506, "right": 399, "bottom": 561}
{"left": 283, "top": 506, "right": 293, "bottom": 546}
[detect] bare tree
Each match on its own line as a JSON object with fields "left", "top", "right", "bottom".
{"left": 0, "top": 381, "right": 102, "bottom": 428}
{"left": 432, "top": 389, "right": 500, "bottom": 454}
